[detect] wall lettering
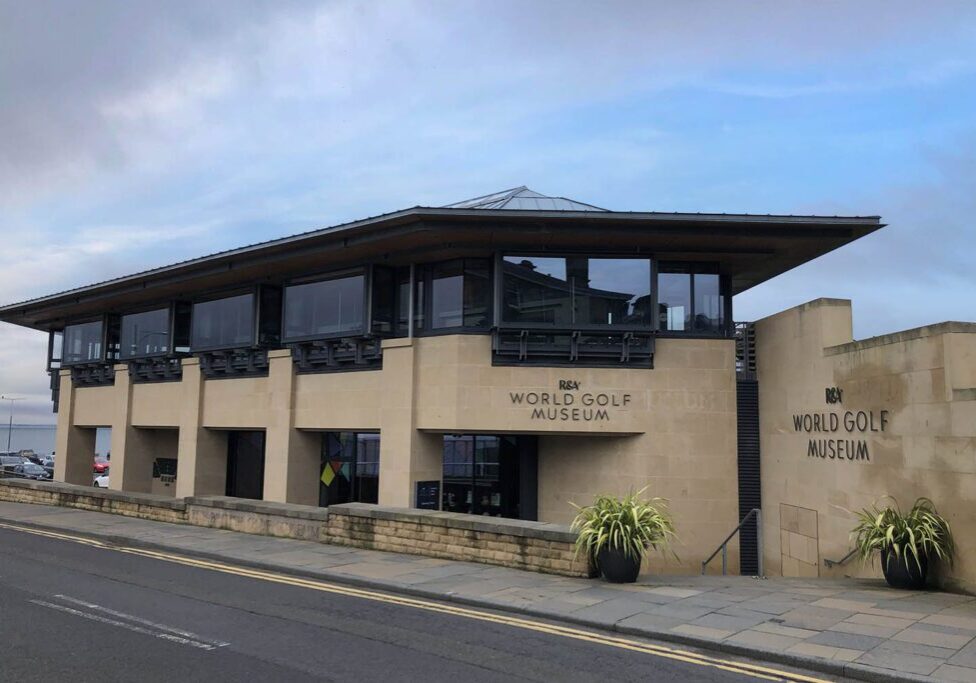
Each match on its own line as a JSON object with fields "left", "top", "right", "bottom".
{"left": 792, "top": 392, "right": 889, "bottom": 462}
{"left": 510, "top": 380, "right": 631, "bottom": 422}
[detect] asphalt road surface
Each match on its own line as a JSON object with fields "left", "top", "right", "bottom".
{"left": 0, "top": 525, "right": 837, "bottom": 682}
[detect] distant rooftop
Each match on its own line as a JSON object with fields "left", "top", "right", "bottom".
{"left": 444, "top": 186, "right": 608, "bottom": 212}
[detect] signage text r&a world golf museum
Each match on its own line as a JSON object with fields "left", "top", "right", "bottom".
{"left": 510, "top": 380, "right": 632, "bottom": 422}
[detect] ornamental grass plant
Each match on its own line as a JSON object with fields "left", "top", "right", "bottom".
{"left": 850, "top": 496, "right": 954, "bottom": 572}
{"left": 570, "top": 487, "right": 677, "bottom": 561}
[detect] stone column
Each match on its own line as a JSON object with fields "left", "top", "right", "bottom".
{"left": 263, "top": 350, "right": 320, "bottom": 505}
{"left": 377, "top": 339, "right": 442, "bottom": 507}
{"left": 53, "top": 370, "right": 96, "bottom": 485}
{"left": 108, "top": 364, "right": 155, "bottom": 493}
{"left": 175, "top": 358, "right": 227, "bottom": 497}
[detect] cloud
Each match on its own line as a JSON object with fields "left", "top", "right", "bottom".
{"left": 2, "top": 0, "right": 976, "bottom": 422}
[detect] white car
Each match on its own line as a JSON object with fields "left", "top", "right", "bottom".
{"left": 93, "top": 474, "right": 109, "bottom": 487}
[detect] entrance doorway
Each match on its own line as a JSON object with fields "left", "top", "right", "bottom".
{"left": 442, "top": 435, "right": 537, "bottom": 520}
{"left": 319, "top": 432, "right": 380, "bottom": 507}
{"left": 225, "top": 431, "right": 265, "bottom": 500}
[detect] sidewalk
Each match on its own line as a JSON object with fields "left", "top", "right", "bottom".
{"left": 1, "top": 501, "right": 974, "bottom": 683}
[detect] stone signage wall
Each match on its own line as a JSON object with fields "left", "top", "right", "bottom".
{"left": 756, "top": 299, "right": 976, "bottom": 592}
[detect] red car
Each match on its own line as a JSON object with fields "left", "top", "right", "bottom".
{"left": 93, "top": 456, "right": 110, "bottom": 474}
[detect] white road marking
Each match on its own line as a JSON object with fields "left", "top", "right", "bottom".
{"left": 54, "top": 594, "right": 230, "bottom": 647}
{"left": 30, "top": 600, "right": 223, "bottom": 651}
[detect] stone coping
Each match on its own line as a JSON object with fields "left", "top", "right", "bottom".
{"left": 185, "top": 495, "right": 330, "bottom": 521}
{"left": 329, "top": 503, "right": 577, "bottom": 543}
{"left": 0, "top": 478, "right": 186, "bottom": 511}
{"left": 825, "top": 320, "right": 976, "bottom": 356}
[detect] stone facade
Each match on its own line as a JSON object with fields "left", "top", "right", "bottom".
{"left": 756, "top": 299, "right": 976, "bottom": 592}
{"left": 53, "top": 333, "right": 741, "bottom": 576}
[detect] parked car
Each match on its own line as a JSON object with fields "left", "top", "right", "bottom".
{"left": 39, "top": 455, "right": 54, "bottom": 477}
{"left": 10, "top": 462, "right": 51, "bottom": 480}
{"left": 0, "top": 454, "right": 25, "bottom": 475}
{"left": 93, "top": 474, "right": 109, "bottom": 488}
{"left": 93, "top": 456, "right": 110, "bottom": 474}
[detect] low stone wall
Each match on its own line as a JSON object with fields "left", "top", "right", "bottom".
{"left": 0, "top": 480, "right": 586, "bottom": 578}
{"left": 185, "top": 496, "right": 328, "bottom": 541}
{"left": 0, "top": 478, "right": 186, "bottom": 524}
{"left": 326, "top": 503, "right": 590, "bottom": 577}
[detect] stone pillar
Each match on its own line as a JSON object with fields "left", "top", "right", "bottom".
{"left": 263, "top": 350, "right": 319, "bottom": 505}
{"left": 108, "top": 364, "right": 155, "bottom": 493}
{"left": 53, "top": 370, "right": 96, "bottom": 485}
{"left": 377, "top": 339, "right": 442, "bottom": 507}
{"left": 175, "top": 358, "right": 227, "bottom": 497}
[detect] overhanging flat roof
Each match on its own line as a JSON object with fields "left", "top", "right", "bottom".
{"left": 0, "top": 204, "right": 883, "bottom": 331}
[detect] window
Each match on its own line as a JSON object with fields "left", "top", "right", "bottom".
{"left": 62, "top": 321, "right": 103, "bottom": 364}
{"left": 370, "top": 267, "right": 396, "bottom": 335}
{"left": 418, "top": 258, "right": 491, "bottom": 331}
{"left": 694, "top": 273, "right": 723, "bottom": 333}
{"left": 283, "top": 275, "right": 365, "bottom": 341}
{"left": 441, "top": 435, "right": 523, "bottom": 519}
{"left": 657, "top": 263, "right": 726, "bottom": 334}
{"left": 320, "top": 432, "right": 379, "bottom": 507}
{"left": 658, "top": 272, "right": 691, "bottom": 331}
{"left": 119, "top": 307, "right": 170, "bottom": 360}
{"left": 502, "top": 256, "right": 651, "bottom": 327}
{"left": 191, "top": 293, "right": 254, "bottom": 350}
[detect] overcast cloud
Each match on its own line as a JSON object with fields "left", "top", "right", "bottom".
{"left": 1, "top": 0, "right": 975, "bottom": 422}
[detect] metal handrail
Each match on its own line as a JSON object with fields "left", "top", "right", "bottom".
{"left": 701, "top": 508, "right": 764, "bottom": 577}
{"left": 823, "top": 548, "right": 858, "bottom": 569}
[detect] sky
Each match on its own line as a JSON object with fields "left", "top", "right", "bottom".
{"left": 1, "top": 0, "right": 975, "bottom": 423}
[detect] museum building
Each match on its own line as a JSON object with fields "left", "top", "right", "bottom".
{"left": 1, "top": 187, "right": 973, "bottom": 586}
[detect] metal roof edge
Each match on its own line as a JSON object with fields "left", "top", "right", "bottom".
{"left": 0, "top": 206, "right": 884, "bottom": 317}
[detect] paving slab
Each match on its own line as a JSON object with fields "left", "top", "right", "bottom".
{"left": 2, "top": 500, "right": 976, "bottom": 683}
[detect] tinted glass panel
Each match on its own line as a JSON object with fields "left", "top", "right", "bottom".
{"left": 320, "top": 432, "right": 379, "bottom": 507}
{"left": 191, "top": 294, "right": 254, "bottom": 349}
{"left": 258, "top": 286, "right": 282, "bottom": 346}
{"left": 658, "top": 272, "right": 691, "bottom": 331}
{"left": 694, "top": 273, "right": 724, "bottom": 333}
{"left": 119, "top": 308, "right": 170, "bottom": 359}
{"left": 283, "top": 275, "right": 364, "bottom": 340}
{"left": 463, "top": 259, "right": 491, "bottom": 327}
{"left": 371, "top": 267, "right": 396, "bottom": 335}
{"left": 63, "top": 321, "right": 103, "bottom": 364}
{"left": 430, "top": 260, "right": 463, "bottom": 329}
{"left": 502, "top": 256, "right": 651, "bottom": 327}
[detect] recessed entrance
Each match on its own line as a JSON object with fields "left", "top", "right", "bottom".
{"left": 225, "top": 430, "right": 265, "bottom": 500}
{"left": 442, "top": 435, "right": 537, "bottom": 520}
{"left": 319, "top": 432, "right": 380, "bottom": 507}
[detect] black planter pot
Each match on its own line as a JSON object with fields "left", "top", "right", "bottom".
{"left": 881, "top": 547, "right": 928, "bottom": 590}
{"left": 596, "top": 547, "right": 642, "bottom": 583}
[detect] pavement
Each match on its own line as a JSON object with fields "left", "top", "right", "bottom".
{"left": 1, "top": 501, "right": 975, "bottom": 683}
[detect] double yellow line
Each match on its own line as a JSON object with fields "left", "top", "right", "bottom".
{"left": 0, "top": 521, "right": 830, "bottom": 682}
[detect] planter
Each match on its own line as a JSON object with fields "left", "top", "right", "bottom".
{"left": 596, "top": 547, "right": 641, "bottom": 583}
{"left": 881, "top": 546, "right": 928, "bottom": 590}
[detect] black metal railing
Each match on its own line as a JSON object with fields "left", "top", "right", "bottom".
{"left": 70, "top": 363, "right": 116, "bottom": 387}
{"left": 198, "top": 348, "right": 269, "bottom": 378}
{"left": 289, "top": 337, "right": 383, "bottom": 373}
{"left": 702, "top": 508, "right": 764, "bottom": 577}
{"left": 129, "top": 356, "right": 184, "bottom": 383}
{"left": 492, "top": 329, "right": 654, "bottom": 367}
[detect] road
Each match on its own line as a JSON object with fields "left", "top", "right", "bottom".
{"left": 0, "top": 525, "right": 837, "bottom": 682}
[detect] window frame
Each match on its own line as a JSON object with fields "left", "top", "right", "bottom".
{"left": 655, "top": 261, "right": 731, "bottom": 337}
{"left": 280, "top": 266, "right": 380, "bottom": 344}
{"left": 412, "top": 257, "right": 494, "bottom": 337}
{"left": 494, "top": 252, "right": 656, "bottom": 333}
{"left": 60, "top": 315, "right": 115, "bottom": 367}
{"left": 117, "top": 303, "right": 176, "bottom": 361}
{"left": 188, "top": 287, "right": 260, "bottom": 353}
